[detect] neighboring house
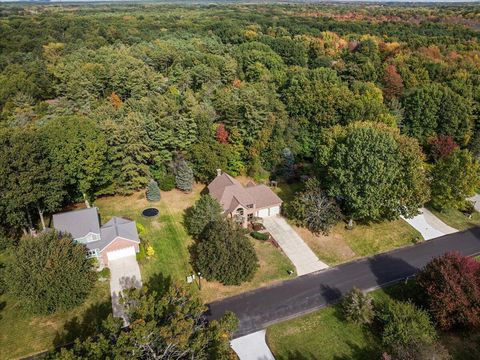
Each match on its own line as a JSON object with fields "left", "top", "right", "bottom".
{"left": 208, "top": 170, "right": 282, "bottom": 227}
{"left": 53, "top": 208, "right": 140, "bottom": 267}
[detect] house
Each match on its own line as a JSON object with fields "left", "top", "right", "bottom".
{"left": 52, "top": 208, "right": 140, "bottom": 267}
{"left": 207, "top": 170, "right": 282, "bottom": 227}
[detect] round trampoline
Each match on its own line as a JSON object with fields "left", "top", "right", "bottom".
{"left": 142, "top": 208, "right": 159, "bottom": 217}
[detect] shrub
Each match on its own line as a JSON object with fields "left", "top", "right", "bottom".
{"left": 250, "top": 231, "right": 269, "bottom": 241}
{"left": 377, "top": 299, "right": 436, "bottom": 355}
{"left": 341, "top": 287, "right": 374, "bottom": 325}
{"left": 98, "top": 267, "right": 110, "bottom": 280}
{"left": 5, "top": 231, "right": 96, "bottom": 314}
{"left": 136, "top": 223, "right": 146, "bottom": 239}
{"left": 417, "top": 251, "right": 480, "bottom": 330}
{"left": 146, "top": 179, "right": 161, "bottom": 202}
{"left": 184, "top": 194, "right": 223, "bottom": 239}
{"left": 146, "top": 245, "right": 155, "bottom": 257}
{"left": 194, "top": 219, "right": 258, "bottom": 285}
{"left": 158, "top": 173, "right": 175, "bottom": 191}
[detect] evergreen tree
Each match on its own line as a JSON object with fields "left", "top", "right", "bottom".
{"left": 194, "top": 219, "right": 258, "bottom": 285}
{"left": 174, "top": 158, "right": 194, "bottom": 192}
{"left": 185, "top": 194, "right": 223, "bottom": 238}
{"left": 146, "top": 179, "right": 161, "bottom": 202}
{"left": 280, "top": 147, "right": 295, "bottom": 181}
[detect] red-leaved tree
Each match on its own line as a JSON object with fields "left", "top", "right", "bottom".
{"left": 429, "top": 135, "right": 459, "bottom": 161}
{"left": 216, "top": 123, "right": 229, "bottom": 144}
{"left": 417, "top": 251, "right": 480, "bottom": 330}
{"left": 382, "top": 64, "right": 404, "bottom": 100}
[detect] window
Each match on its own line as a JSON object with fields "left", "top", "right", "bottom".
{"left": 246, "top": 204, "right": 254, "bottom": 209}
{"left": 75, "top": 232, "right": 101, "bottom": 244}
{"left": 86, "top": 249, "right": 99, "bottom": 258}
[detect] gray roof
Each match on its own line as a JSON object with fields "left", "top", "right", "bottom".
{"left": 53, "top": 208, "right": 100, "bottom": 239}
{"left": 53, "top": 208, "right": 139, "bottom": 252}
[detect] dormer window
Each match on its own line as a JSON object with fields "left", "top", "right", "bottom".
{"left": 75, "top": 232, "right": 101, "bottom": 244}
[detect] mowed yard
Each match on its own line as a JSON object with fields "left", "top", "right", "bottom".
{"left": 266, "top": 285, "right": 480, "bottom": 360}
{"left": 274, "top": 182, "right": 423, "bottom": 266}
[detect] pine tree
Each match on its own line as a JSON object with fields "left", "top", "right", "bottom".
{"left": 175, "top": 158, "right": 194, "bottom": 192}
{"left": 281, "top": 147, "right": 295, "bottom": 181}
{"left": 146, "top": 179, "right": 161, "bottom": 202}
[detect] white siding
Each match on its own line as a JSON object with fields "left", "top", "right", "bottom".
{"left": 269, "top": 206, "right": 280, "bottom": 216}
{"left": 257, "top": 208, "right": 269, "bottom": 218}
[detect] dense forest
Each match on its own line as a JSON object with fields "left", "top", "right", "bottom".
{"left": 1, "top": 3, "right": 480, "bottom": 236}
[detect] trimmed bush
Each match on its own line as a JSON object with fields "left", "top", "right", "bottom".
{"left": 250, "top": 231, "right": 269, "bottom": 241}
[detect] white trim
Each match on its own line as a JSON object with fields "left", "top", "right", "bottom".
{"left": 99, "top": 236, "right": 140, "bottom": 253}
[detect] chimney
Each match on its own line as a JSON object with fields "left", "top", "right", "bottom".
{"left": 216, "top": 169, "right": 222, "bottom": 177}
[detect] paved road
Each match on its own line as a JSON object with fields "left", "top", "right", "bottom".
{"left": 263, "top": 216, "right": 328, "bottom": 275}
{"left": 207, "top": 227, "right": 480, "bottom": 338}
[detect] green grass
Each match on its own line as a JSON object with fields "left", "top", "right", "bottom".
{"left": 267, "top": 303, "right": 381, "bottom": 360}
{"left": 95, "top": 190, "right": 196, "bottom": 283}
{"left": 0, "top": 281, "right": 110, "bottom": 359}
{"left": 267, "top": 282, "right": 479, "bottom": 360}
{"left": 428, "top": 207, "right": 480, "bottom": 231}
{"left": 342, "top": 220, "right": 422, "bottom": 257}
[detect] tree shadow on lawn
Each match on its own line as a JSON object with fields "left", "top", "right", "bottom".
{"left": 53, "top": 299, "right": 111, "bottom": 347}
{"left": 144, "top": 272, "right": 172, "bottom": 297}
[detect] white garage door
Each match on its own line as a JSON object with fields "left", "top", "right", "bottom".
{"left": 269, "top": 206, "right": 280, "bottom": 216}
{"left": 107, "top": 246, "right": 136, "bottom": 261}
{"left": 257, "top": 208, "right": 269, "bottom": 218}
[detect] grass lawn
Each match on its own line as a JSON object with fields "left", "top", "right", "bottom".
{"left": 0, "top": 281, "right": 110, "bottom": 359}
{"left": 266, "top": 302, "right": 381, "bottom": 360}
{"left": 428, "top": 207, "right": 480, "bottom": 231}
{"left": 267, "top": 283, "right": 479, "bottom": 360}
{"left": 293, "top": 220, "right": 421, "bottom": 266}
{"left": 274, "top": 181, "right": 422, "bottom": 266}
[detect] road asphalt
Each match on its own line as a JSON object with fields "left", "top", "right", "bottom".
{"left": 207, "top": 226, "right": 480, "bottom": 338}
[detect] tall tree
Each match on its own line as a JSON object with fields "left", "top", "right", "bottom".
{"left": 0, "top": 127, "right": 66, "bottom": 231}
{"left": 184, "top": 194, "right": 223, "bottom": 239}
{"left": 104, "top": 112, "right": 152, "bottom": 194}
{"left": 316, "top": 122, "right": 429, "bottom": 222}
{"left": 194, "top": 219, "right": 258, "bottom": 285}
{"left": 50, "top": 285, "right": 238, "bottom": 359}
{"left": 418, "top": 252, "right": 480, "bottom": 330}
{"left": 430, "top": 149, "right": 480, "bottom": 210}
{"left": 5, "top": 231, "right": 96, "bottom": 314}
{"left": 174, "top": 158, "right": 194, "bottom": 192}
{"left": 42, "top": 116, "right": 108, "bottom": 206}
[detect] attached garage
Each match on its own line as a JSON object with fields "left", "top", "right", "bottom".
{"left": 257, "top": 205, "right": 281, "bottom": 218}
{"left": 107, "top": 246, "right": 136, "bottom": 261}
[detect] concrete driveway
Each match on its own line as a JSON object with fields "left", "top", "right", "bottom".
{"left": 231, "top": 330, "right": 275, "bottom": 360}
{"left": 401, "top": 207, "right": 457, "bottom": 240}
{"left": 109, "top": 254, "right": 142, "bottom": 324}
{"left": 263, "top": 216, "right": 328, "bottom": 276}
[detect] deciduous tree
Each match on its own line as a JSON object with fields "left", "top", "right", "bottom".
{"left": 184, "top": 195, "right": 223, "bottom": 239}
{"left": 6, "top": 231, "right": 96, "bottom": 314}
{"left": 417, "top": 252, "right": 480, "bottom": 330}
{"left": 430, "top": 149, "right": 480, "bottom": 210}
